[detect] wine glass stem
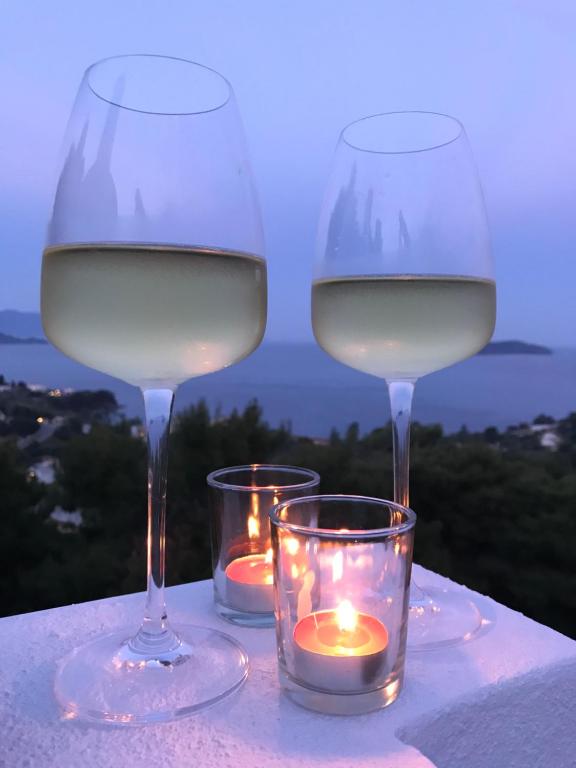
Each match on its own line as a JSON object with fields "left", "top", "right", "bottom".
{"left": 387, "top": 379, "right": 415, "bottom": 508}
{"left": 131, "top": 387, "right": 179, "bottom": 654}
{"left": 388, "top": 379, "right": 429, "bottom": 607}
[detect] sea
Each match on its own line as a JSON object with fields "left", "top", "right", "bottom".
{"left": 1, "top": 342, "right": 574, "bottom": 437}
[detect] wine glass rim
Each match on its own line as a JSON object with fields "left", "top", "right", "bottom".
{"left": 85, "top": 54, "right": 233, "bottom": 116}
{"left": 270, "top": 493, "right": 417, "bottom": 538}
{"left": 340, "top": 110, "right": 465, "bottom": 155}
{"left": 207, "top": 464, "right": 321, "bottom": 492}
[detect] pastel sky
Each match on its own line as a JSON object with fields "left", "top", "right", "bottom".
{"left": 1, "top": 1, "right": 575, "bottom": 345}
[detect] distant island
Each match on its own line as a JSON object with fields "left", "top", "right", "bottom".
{"left": 0, "top": 332, "right": 46, "bottom": 345}
{"left": 0, "top": 310, "right": 45, "bottom": 340}
{"left": 479, "top": 341, "right": 552, "bottom": 355}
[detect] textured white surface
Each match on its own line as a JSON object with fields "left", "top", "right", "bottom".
{"left": 1, "top": 565, "right": 575, "bottom": 768}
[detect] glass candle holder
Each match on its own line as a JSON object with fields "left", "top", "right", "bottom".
{"left": 270, "top": 495, "right": 416, "bottom": 715}
{"left": 207, "top": 465, "right": 320, "bottom": 627}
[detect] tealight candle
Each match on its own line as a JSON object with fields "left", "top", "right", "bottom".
{"left": 293, "top": 600, "right": 388, "bottom": 692}
{"left": 225, "top": 549, "right": 274, "bottom": 613}
{"left": 208, "top": 465, "right": 319, "bottom": 626}
{"left": 271, "top": 495, "right": 414, "bottom": 713}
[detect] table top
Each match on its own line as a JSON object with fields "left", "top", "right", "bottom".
{"left": 2, "top": 565, "right": 575, "bottom": 768}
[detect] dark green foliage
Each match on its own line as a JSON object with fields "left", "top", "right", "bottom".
{"left": 167, "top": 401, "right": 291, "bottom": 585}
{"left": 1, "top": 397, "right": 575, "bottom": 641}
{"left": 0, "top": 444, "right": 54, "bottom": 614}
{"left": 8, "top": 415, "right": 40, "bottom": 438}
{"left": 52, "top": 389, "right": 118, "bottom": 417}
{"left": 533, "top": 414, "right": 555, "bottom": 425}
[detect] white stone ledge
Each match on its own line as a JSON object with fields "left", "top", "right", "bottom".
{"left": 1, "top": 565, "right": 575, "bottom": 768}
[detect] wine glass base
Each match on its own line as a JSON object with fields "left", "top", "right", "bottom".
{"left": 408, "top": 586, "right": 483, "bottom": 651}
{"left": 55, "top": 624, "right": 249, "bottom": 725}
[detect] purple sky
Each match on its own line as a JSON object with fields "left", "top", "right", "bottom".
{"left": 1, "top": 1, "right": 575, "bottom": 345}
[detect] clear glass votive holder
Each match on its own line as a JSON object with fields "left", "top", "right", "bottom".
{"left": 270, "top": 495, "right": 416, "bottom": 715}
{"left": 207, "top": 465, "right": 320, "bottom": 627}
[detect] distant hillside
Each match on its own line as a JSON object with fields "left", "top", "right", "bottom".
{"left": 0, "top": 332, "right": 46, "bottom": 345}
{"left": 479, "top": 340, "right": 552, "bottom": 355}
{"left": 0, "top": 311, "right": 44, "bottom": 339}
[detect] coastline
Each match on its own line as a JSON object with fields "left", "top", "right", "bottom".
{"left": 0, "top": 342, "right": 573, "bottom": 436}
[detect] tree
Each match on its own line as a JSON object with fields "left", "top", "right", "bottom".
{"left": 3, "top": 395, "right": 576, "bottom": 640}
{"left": 533, "top": 414, "right": 555, "bottom": 425}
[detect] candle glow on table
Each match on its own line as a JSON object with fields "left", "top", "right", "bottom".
{"left": 293, "top": 600, "right": 388, "bottom": 692}
{"left": 225, "top": 549, "right": 274, "bottom": 613}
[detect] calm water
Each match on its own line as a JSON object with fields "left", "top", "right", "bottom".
{"left": 1, "top": 342, "right": 574, "bottom": 436}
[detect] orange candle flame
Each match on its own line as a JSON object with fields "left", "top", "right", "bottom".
{"left": 247, "top": 516, "right": 259, "bottom": 539}
{"left": 336, "top": 600, "right": 358, "bottom": 633}
{"left": 248, "top": 492, "right": 260, "bottom": 539}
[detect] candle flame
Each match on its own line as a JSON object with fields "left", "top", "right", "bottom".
{"left": 248, "top": 492, "right": 260, "bottom": 539}
{"left": 248, "top": 515, "right": 260, "bottom": 539}
{"left": 336, "top": 600, "right": 358, "bottom": 633}
{"left": 332, "top": 550, "right": 343, "bottom": 583}
{"left": 265, "top": 548, "right": 273, "bottom": 564}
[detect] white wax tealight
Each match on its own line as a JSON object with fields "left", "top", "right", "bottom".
{"left": 225, "top": 551, "right": 274, "bottom": 614}
{"left": 293, "top": 600, "right": 388, "bottom": 692}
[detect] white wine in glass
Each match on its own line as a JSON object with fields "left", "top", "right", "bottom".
{"left": 313, "top": 275, "right": 495, "bottom": 379}
{"left": 312, "top": 111, "right": 496, "bottom": 650}
{"left": 42, "top": 244, "right": 266, "bottom": 386}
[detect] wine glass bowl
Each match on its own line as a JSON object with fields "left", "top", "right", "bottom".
{"left": 43, "top": 55, "right": 266, "bottom": 391}
{"left": 43, "top": 55, "right": 266, "bottom": 722}
{"left": 312, "top": 112, "right": 495, "bottom": 650}
{"left": 313, "top": 111, "right": 495, "bottom": 382}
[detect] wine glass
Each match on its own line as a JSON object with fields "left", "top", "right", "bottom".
{"left": 312, "top": 112, "right": 496, "bottom": 650}
{"left": 42, "top": 55, "right": 267, "bottom": 722}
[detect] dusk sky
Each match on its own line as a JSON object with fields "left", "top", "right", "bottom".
{"left": 1, "top": 1, "right": 575, "bottom": 346}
